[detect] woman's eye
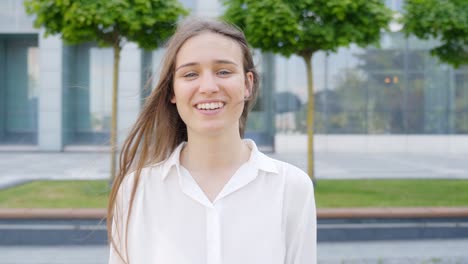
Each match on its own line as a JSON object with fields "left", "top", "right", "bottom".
{"left": 183, "top": 72, "right": 197, "bottom": 78}
{"left": 217, "top": 70, "right": 231, "bottom": 76}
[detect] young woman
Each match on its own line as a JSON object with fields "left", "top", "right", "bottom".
{"left": 108, "top": 18, "right": 316, "bottom": 264}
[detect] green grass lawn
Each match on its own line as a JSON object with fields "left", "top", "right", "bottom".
{"left": 314, "top": 179, "right": 468, "bottom": 208}
{"left": 0, "top": 179, "right": 467, "bottom": 208}
{"left": 0, "top": 180, "right": 110, "bottom": 208}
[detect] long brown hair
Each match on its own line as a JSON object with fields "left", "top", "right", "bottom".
{"left": 107, "top": 18, "right": 259, "bottom": 263}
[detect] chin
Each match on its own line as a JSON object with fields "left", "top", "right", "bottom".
{"left": 190, "top": 122, "right": 236, "bottom": 137}
{"left": 200, "top": 125, "right": 226, "bottom": 136}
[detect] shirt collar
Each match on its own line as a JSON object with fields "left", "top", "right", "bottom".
{"left": 160, "top": 139, "right": 278, "bottom": 182}
{"left": 243, "top": 139, "right": 279, "bottom": 174}
{"left": 160, "top": 142, "right": 185, "bottom": 181}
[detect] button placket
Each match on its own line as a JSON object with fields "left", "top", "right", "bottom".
{"left": 206, "top": 204, "right": 222, "bottom": 264}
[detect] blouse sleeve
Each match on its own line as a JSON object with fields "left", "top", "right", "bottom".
{"left": 108, "top": 216, "right": 127, "bottom": 264}
{"left": 108, "top": 173, "right": 135, "bottom": 264}
{"left": 284, "top": 169, "right": 317, "bottom": 264}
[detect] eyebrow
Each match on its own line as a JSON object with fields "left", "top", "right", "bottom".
{"left": 175, "top": 60, "right": 239, "bottom": 72}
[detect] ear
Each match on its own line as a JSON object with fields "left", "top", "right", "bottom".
{"left": 245, "top": 72, "right": 254, "bottom": 98}
{"left": 170, "top": 95, "right": 176, "bottom": 104}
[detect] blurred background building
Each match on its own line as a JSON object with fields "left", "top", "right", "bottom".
{"left": 0, "top": 0, "right": 467, "bottom": 153}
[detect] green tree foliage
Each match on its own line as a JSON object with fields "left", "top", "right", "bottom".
{"left": 25, "top": 0, "right": 187, "bottom": 49}
{"left": 222, "top": 0, "right": 392, "bottom": 180}
{"left": 25, "top": 0, "right": 188, "bottom": 181}
{"left": 403, "top": 0, "right": 468, "bottom": 67}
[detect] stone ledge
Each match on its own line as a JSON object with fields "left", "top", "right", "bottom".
{"left": 0, "top": 208, "right": 106, "bottom": 219}
{"left": 1, "top": 207, "right": 467, "bottom": 219}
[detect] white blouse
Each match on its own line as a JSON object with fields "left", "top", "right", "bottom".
{"left": 109, "top": 139, "right": 316, "bottom": 264}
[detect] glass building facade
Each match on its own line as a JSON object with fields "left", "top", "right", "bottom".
{"left": 273, "top": 0, "right": 468, "bottom": 137}
{"left": 275, "top": 31, "right": 468, "bottom": 136}
{"left": 0, "top": 0, "right": 467, "bottom": 151}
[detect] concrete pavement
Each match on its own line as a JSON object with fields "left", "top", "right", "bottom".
{"left": 1, "top": 239, "right": 468, "bottom": 264}
{"left": 317, "top": 239, "right": 468, "bottom": 264}
{"left": 0, "top": 152, "right": 109, "bottom": 189}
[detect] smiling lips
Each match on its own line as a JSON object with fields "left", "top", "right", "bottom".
{"left": 196, "top": 102, "right": 225, "bottom": 110}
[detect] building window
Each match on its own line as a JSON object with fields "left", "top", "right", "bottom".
{"left": 0, "top": 35, "right": 38, "bottom": 144}
{"left": 63, "top": 44, "right": 112, "bottom": 145}
{"left": 455, "top": 70, "right": 468, "bottom": 134}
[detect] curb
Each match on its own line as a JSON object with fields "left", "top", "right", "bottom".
{"left": 318, "top": 207, "right": 468, "bottom": 219}
{"left": 1, "top": 208, "right": 467, "bottom": 245}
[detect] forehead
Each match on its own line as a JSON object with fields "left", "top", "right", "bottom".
{"left": 175, "top": 32, "right": 243, "bottom": 67}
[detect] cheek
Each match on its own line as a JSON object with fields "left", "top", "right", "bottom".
{"left": 172, "top": 81, "right": 189, "bottom": 102}
{"left": 226, "top": 78, "right": 248, "bottom": 96}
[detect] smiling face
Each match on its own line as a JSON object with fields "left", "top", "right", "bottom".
{"left": 171, "top": 32, "right": 253, "bottom": 138}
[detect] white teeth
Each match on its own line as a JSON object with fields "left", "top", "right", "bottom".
{"left": 196, "top": 102, "right": 224, "bottom": 110}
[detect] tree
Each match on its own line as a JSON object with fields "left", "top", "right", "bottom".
{"left": 222, "top": 0, "right": 392, "bottom": 180}
{"left": 25, "top": 0, "right": 188, "bottom": 181}
{"left": 403, "top": 0, "right": 468, "bottom": 67}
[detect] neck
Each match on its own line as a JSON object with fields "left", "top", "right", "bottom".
{"left": 180, "top": 129, "right": 250, "bottom": 173}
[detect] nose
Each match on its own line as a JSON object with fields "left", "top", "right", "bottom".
{"left": 198, "top": 72, "right": 219, "bottom": 94}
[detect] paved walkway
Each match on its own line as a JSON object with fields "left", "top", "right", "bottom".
{"left": 1, "top": 239, "right": 467, "bottom": 264}
{"left": 1, "top": 150, "right": 467, "bottom": 189}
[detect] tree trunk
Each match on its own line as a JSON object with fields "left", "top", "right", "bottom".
{"left": 302, "top": 53, "right": 316, "bottom": 183}
{"left": 110, "top": 43, "right": 121, "bottom": 183}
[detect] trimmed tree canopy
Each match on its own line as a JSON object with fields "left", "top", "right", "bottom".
{"left": 25, "top": 0, "right": 188, "bottom": 49}
{"left": 222, "top": 0, "right": 392, "bottom": 57}
{"left": 403, "top": 0, "right": 468, "bottom": 67}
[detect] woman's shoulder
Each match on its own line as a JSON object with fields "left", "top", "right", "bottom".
{"left": 117, "top": 161, "right": 167, "bottom": 194}
{"left": 261, "top": 154, "right": 314, "bottom": 194}
{"left": 129, "top": 160, "right": 167, "bottom": 181}
{"left": 113, "top": 162, "right": 168, "bottom": 212}
{"left": 261, "top": 156, "right": 315, "bottom": 215}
